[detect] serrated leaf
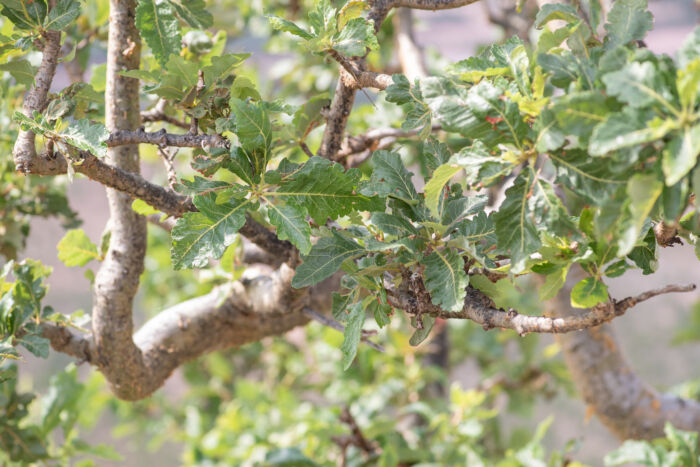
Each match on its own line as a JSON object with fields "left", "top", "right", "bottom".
{"left": 604, "top": 0, "right": 653, "bottom": 49}
{"left": 136, "top": 0, "right": 181, "bottom": 67}
{"left": 450, "top": 141, "right": 515, "bottom": 187}
{"left": 570, "top": 277, "right": 608, "bottom": 308}
{"left": 0, "top": 59, "right": 36, "bottom": 86}
{"left": 268, "top": 15, "right": 314, "bottom": 40}
{"left": 602, "top": 61, "right": 674, "bottom": 111}
{"left": 338, "top": 1, "right": 367, "bottom": 30}
{"left": 442, "top": 195, "right": 488, "bottom": 228}
{"left": 171, "top": 193, "right": 249, "bottom": 270}
{"left": 424, "top": 164, "right": 460, "bottom": 219}
{"left": 550, "top": 150, "right": 627, "bottom": 204}
{"left": 589, "top": 109, "right": 675, "bottom": 156}
{"left": 385, "top": 74, "right": 432, "bottom": 138}
{"left": 18, "top": 334, "right": 49, "bottom": 358}
{"left": 550, "top": 91, "right": 609, "bottom": 145}
{"left": 0, "top": 0, "right": 46, "bottom": 30}
{"left": 62, "top": 119, "right": 109, "bottom": 157}
{"left": 361, "top": 150, "right": 419, "bottom": 203}
{"left": 57, "top": 229, "right": 99, "bottom": 267}
{"left": 370, "top": 212, "right": 418, "bottom": 237}
{"left": 341, "top": 302, "right": 364, "bottom": 370}
{"left": 267, "top": 203, "right": 312, "bottom": 255}
{"left": 202, "top": 53, "right": 250, "bottom": 85}
{"left": 45, "top": 0, "right": 80, "bottom": 30}
{"left": 331, "top": 17, "right": 377, "bottom": 57}
{"left": 450, "top": 37, "right": 528, "bottom": 91}
{"left": 677, "top": 59, "right": 700, "bottom": 110}
{"left": 422, "top": 248, "right": 467, "bottom": 312}
{"left": 292, "top": 232, "right": 365, "bottom": 288}
{"left": 662, "top": 124, "right": 700, "bottom": 185}
{"left": 534, "top": 3, "right": 580, "bottom": 28}
{"left": 276, "top": 156, "right": 379, "bottom": 224}
{"left": 167, "top": 0, "right": 212, "bottom": 29}
{"left": 231, "top": 98, "right": 271, "bottom": 178}
{"left": 492, "top": 171, "right": 541, "bottom": 272}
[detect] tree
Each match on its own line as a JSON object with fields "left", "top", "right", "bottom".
{"left": 2, "top": 0, "right": 700, "bottom": 464}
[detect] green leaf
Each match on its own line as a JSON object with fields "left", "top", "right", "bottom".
{"left": 40, "top": 364, "right": 82, "bottom": 434}
{"left": 267, "top": 203, "right": 312, "bottom": 255}
{"left": 538, "top": 266, "right": 569, "bottom": 301}
{"left": 0, "top": 59, "right": 36, "bottom": 87}
{"left": 292, "top": 232, "right": 365, "bottom": 288}
{"left": 276, "top": 156, "right": 379, "bottom": 224}
{"left": 550, "top": 91, "right": 609, "bottom": 145}
{"left": 604, "top": 0, "right": 653, "bottom": 49}
{"left": 171, "top": 193, "right": 249, "bottom": 270}
{"left": 421, "top": 248, "right": 468, "bottom": 312}
{"left": 135, "top": 0, "right": 181, "bottom": 67}
{"left": 331, "top": 17, "right": 377, "bottom": 57}
{"left": 57, "top": 229, "right": 100, "bottom": 267}
{"left": 589, "top": 109, "right": 675, "bottom": 156}
{"left": 385, "top": 74, "right": 432, "bottom": 138}
{"left": 293, "top": 94, "right": 331, "bottom": 139}
{"left": 361, "top": 150, "right": 419, "bottom": 203}
{"left": 341, "top": 302, "right": 364, "bottom": 370}
{"left": 677, "top": 59, "right": 700, "bottom": 111}
{"left": 0, "top": 0, "right": 46, "bottom": 30}
{"left": 662, "top": 124, "right": 700, "bottom": 186}
{"left": 231, "top": 98, "right": 271, "bottom": 178}
{"left": 604, "top": 440, "right": 664, "bottom": 466}
{"left": 664, "top": 422, "right": 699, "bottom": 465}
{"left": 424, "top": 164, "right": 460, "bottom": 219}
{"left": 493, "top": 171, "right": 541, "bottom": 272}
{"left": 550, "top": 150, "right": 627, "bottom": 204}
{"left": 450, "top": 141, "right": 515, "bottom": 188}
{"left": 338, "top": 1, "right": 367, "bottom": 30}
{"left": 450, "top": 37, "right": 529, "bottom": 93}
{"left": 62, "top": 119, "right": 109, "bottom": 157}
{"left": 131, "top": 199, "right": 160, "bottom": 216}
{"left": 44, "top": 0, "right": 80, "bottom": 30}
{"left": 619, "top": 173, "right": 663, "bottom": 255}
{"left": 167, "top": 0, "right": 212, "bottom": 29}
{"left": 534, "top": 3, "right": 580, "bottom": 28}
{"left": 409, "top": 314, "right": 436, "bottom": 346}
{"left": 370, "top": 212, "right": 418, "bottom": 237}
{"left": 570, "top": 277, "right": 608, "bottom": 308}
{"left": 202, "top": 53, "right": 250, "bottom": 85}
{"left": 18, "top": 334, "right": 49, "bottom": 358}
{"left": 602, "top": 61, "right": 674, "bottom": 111}
{"left": 268, "top": 15, "right": 314, "bottom": 40}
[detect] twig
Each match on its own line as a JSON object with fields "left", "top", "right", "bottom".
{"left": 107, "top": 128, "right": 228, "bottom": 149}
{"left": 302, "top": 307, "right": 385, "bottom": 352}
{"left": 157, "top": 146, "right": 178, "bottom": 189}
{"left": 141, "top": 99, "right": 190, "bottom": 130}
{"left": 390, "top": 271, "right": 697, "bottom": 336}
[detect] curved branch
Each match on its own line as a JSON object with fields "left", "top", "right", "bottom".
{"left": 140, "top": 99, "right": 189, "bottom": 129}
{"left": 551, "top": 273, "right": 700, "bottom": 439}
{"left": 13, "top": 30, "right": 62, "bottom": 173}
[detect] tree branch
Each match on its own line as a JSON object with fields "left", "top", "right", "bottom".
{"left": 302, "top": 307, "right": 385, "bottom": 352}
{"left": 13, "top": 29, "right": 62, "bottom": 173}
{"left": 107, "top": 128, "right": 229, "bottom": 149}
{"left": 390, "top": 270, "right": 696, "bottom": 336}
{"left": 551, "top": 271, "right": 700, "bottom": 439}
{"left": 141, "top": 99, "right": 190, "bottom": 130}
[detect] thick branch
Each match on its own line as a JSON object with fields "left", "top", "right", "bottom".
{"left": 551, "top": 272, "right": 700, "bottom": 439}
{"left": 91, "top": 0, "right": 148, "bottom": 399}
{"left": 107, "top": 128, "right": 228, "bottom": 149}
{"left": 395, "top": 8, "right": 427, "bottom": 82}
{"left": 13, "top": 30, "right": 62, "bottom": 173}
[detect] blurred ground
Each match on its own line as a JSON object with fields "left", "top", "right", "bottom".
{"left": 16, "top": 0, "right": 700, "bottom": 465}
